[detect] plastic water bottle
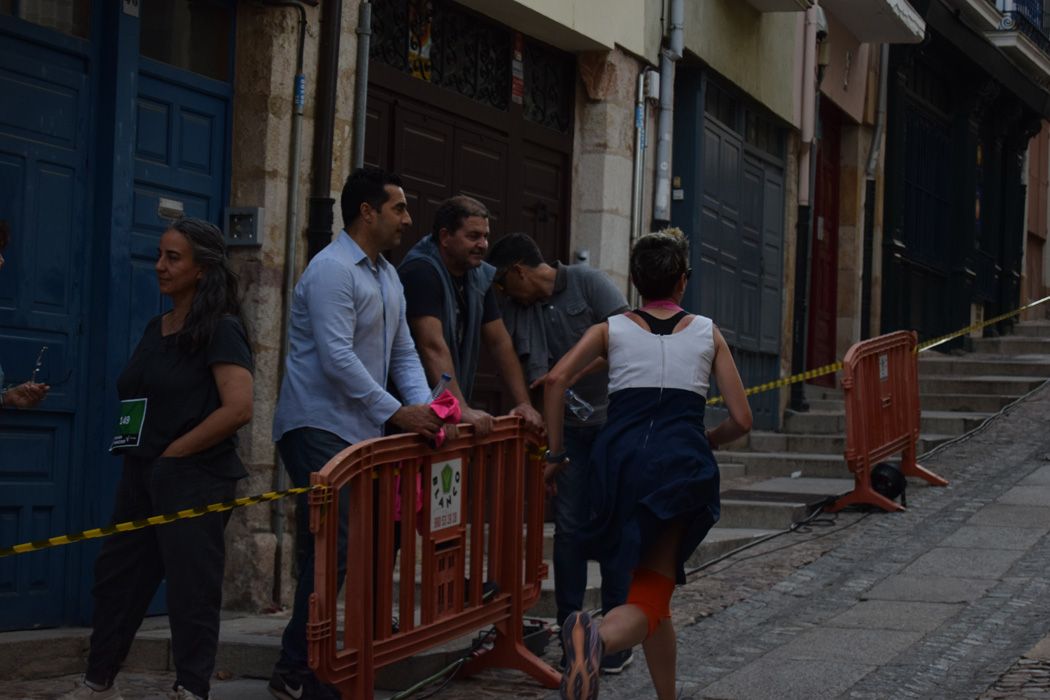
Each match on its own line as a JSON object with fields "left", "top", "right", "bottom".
{"left": 430, "top": 372, "right": 452, "bottom": 401}
{"left": 565, "top": 388, "right": 594, "bottom": 421}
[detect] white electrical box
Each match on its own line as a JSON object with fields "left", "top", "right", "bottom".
{"left": 644, "top": 71, "right": 660, "bottom": 101}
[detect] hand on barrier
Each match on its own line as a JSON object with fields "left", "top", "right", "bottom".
{"left": 428, "top": 390, "right": 462, "bottom": 448}
{"left": 510, "top": 401, "right": 544, "bottom": 434}
{"left": 462, "top": 406, "right": 495, "bottom": 436}
{"left": 391, "top": 403, "right": 445, "bottom": 440}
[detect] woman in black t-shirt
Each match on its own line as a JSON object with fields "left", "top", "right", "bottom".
{"left": 63, "top": 219, "right": 254, "bottom": 700}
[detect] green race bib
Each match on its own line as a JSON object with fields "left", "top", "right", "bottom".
{"left": 111, "top": 398, "right": 148, "bottom": 451}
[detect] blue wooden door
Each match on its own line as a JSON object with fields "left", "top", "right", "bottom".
{"left": 128, "top": 59, "right": 231, "bottom": 344}
{"left": 672, "top": 71, "right": 785, "bottom": 429}
{"left": 0, "top": 18, "right": 94, "bottom": 630}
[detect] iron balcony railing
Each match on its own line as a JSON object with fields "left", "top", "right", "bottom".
{"left": 997, "top": 0, "right": 1050, "bottom": 55}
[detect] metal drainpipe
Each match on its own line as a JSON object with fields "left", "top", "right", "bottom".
{"left": 629, "top": 70, "right": 648, "bottom": 306}
{"left": 305, "top": 0, "right": 343, "bottom": 260}
{"left": 352, "top": 2, "right": 372, "bottom": 169}
{"left": 861, "top": 44, "right": 890, "bottom": 338}
{"left": 652, "top": 0, "right": 683, "bottom": 229}
{"left": 260, "top": 0, "right": 309, "bottom": 608}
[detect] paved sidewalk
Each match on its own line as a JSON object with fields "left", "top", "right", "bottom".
{"left": 6, "top": 382, "right": 1050, "bottom": 699}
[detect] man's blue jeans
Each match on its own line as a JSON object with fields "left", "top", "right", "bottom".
{"left": 553, "top": 424, "right": 631, "bottom": 626}
{"left": 276, "top": 427, "right": 350, "bottom": 671}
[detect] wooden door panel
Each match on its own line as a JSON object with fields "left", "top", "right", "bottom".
{"left": 806, "top": 102, "right": 841, "bottom": 384}
{"left": 364, "top": 92, "right": 392, "bottom": 171}
{"left": 520, "top": 143, "right": 567, "bottom": 263}
{"left": 0, "top": 29, "right": 91, "bottom": 630}
{"left": 390, "top": 105, "right": 454, "bottom": 262}
{"left": 453, "top": 128, "right": 507, "bottom": 235}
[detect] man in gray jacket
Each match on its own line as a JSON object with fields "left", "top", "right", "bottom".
{"left": 487, "top": 232, "right": 634, "bottom": 674}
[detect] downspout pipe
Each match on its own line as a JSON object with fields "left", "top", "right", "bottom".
{"left": 305, "top": 0, "right": 343, "bottom": 260}
{"left": 352, "top": 2, "right": 372, "bottom": 169}
{"left": 629, "top": 70, "right": 648, "bottom": 306}
{"left": 260, "top": 0, "right": 308, "bottom": 608}
{"left": 789, "top": 4, "right": 821, "bottom": 412}
{"left": 865, "top": 44, "right": 890, "bottom": 179}
{"left": 861, "top": 44, "right": 890, "bottom": 338}
{"left": 652, "top": 0, "right": 684, "bottom": 228}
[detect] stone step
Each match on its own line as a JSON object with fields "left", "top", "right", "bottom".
{"left": 1013, "top": 321, "right": 1050, "bottom": 337}
{"left": 743, "top": 432, "right": 953, "bottom": 455}
{"left": 918, "top": 355, "right": 1050, "bottom": 377}
{"left": 802, "top": 384, "right": 843, "bottom": 400}
{"left": 716, "top": 450, "right": 848, "bottom": 479}
{"left": 720, "top": 462, "right": 746, "bottom": 480}
{"left": 919, "top": 393, "right": 1016, "bottom": 412}
{"left": 918, "top": 375, "right": 1047, "bottom": 396}
{"left": 683, "top": 527, "right": 785, "bottom": 570}
{"left": 972, "top": 336, "right": 1050, "bottom": 355}
{"left": 805, "top": 398, "right": 846, "bottom": 411}
{"left": 782, "top": 409, "right": 989, "bottom": 436}
{"left": 716, "top": 498, "right": 810, "bottom": 530}
{"left": 783, "top": 409, "right": 846, "bottom": 434}
{"left": 917, "top": 410, "right": 992, "bottom": 434}
{"left": 739, "top": 476, "right": 855, "bottom": 498}
{"left": 123, "top": 615, "right": 490, "bottom": 692}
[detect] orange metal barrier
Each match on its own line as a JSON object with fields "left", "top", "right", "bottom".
{"left": 828, "top": 331, "right": 948, "bottom": 512}
{"left": 306, "top": 417, "right": 559, "bottom": 698}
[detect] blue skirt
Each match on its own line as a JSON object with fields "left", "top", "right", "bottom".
{"left": 580, "top": 387, "right": 720, "bottom": 584}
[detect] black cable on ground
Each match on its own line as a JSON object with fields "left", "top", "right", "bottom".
{"left": 683, "top": 498, "right": 881, "bottom": 580}
{"left": 390, "top": 620, "right": 554, "bottom": 700}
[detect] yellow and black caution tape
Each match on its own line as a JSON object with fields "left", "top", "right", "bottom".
{"left": 917, "top": 294, "right": 1050, "bottom": 353}
{"left": 0, "top": 484, "right": 324, "bottom": 558}
{"left": 5, "top": 294, "right": 1050, "bottom": 558}
{"left": 707, "top": 293, "right": 1050, "bottom": 406}
{"left": 706, "top": 360, "right": 843, "bottom": 406}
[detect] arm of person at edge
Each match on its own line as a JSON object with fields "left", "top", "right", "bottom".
{"left": 408, "top": 314, "right": 488, "bottom": 437}
{"left": 160, "top": 363, "right": 253, "bottom": 457}
{"left": 540, "top": 322, "right": 609, "bottom": 495}
{"left": 482, "top": 318, "right": 544, "bottom": 434}
{"left": 528, "top": 279, "right": 627, "bottom": 390}
{"left": 529, "top": 357, "right": 607, "bottom": 390}
{"left": 388, "top": 295, "right": 448, "bottom": 439}
{"left": 2, "top": 380, "right": 50, "bottom": 408}
{"left": 704, "top": 326, "right": 753, "bottom": 449}
{"left": 307, "top": 259, "right": 443, "bottom": 440}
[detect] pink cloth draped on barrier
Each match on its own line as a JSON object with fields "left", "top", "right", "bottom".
{"left": 394, "top": 390, "right": 461, "bottom": 522}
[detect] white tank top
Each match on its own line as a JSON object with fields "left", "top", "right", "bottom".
{"left": 607, "top": 313, "right": 716, "bottom": 398}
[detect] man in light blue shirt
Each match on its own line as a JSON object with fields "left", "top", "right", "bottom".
{"left": 269, "top": 167, "right": 442, "bottom": 700}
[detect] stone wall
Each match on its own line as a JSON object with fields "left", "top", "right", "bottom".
{"left": 222, "top": 0, "right": 364, "bottom": 612}
{"left": 571, "top": 48, "right": 653, "bottom": 294}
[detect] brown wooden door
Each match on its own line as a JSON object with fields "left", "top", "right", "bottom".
{"left": 365, "top": 79, "right": 570, "bottom": 412}
{"left": 806, "top": 100, "right": 842, "bottom": 386}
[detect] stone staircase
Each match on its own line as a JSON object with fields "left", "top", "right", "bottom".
{"left": 542, "top": 320, "right": 1050, "bottom": 617}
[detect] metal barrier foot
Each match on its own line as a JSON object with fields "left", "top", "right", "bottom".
{"left": 827, "top": 479, "right": 905, "bottom": 513}
{"left": 901, "top": 460, "right": 949, "bottom": 487}
{"left": 461, "top": 635, "right": 561, "bottom": 689}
